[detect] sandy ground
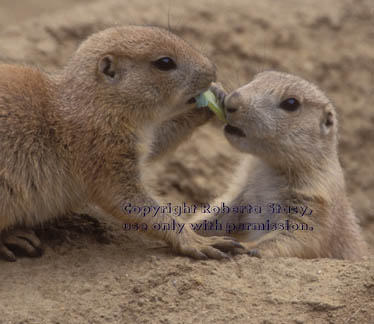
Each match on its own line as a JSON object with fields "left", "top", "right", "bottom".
{"left": 0, "top": 0, "right": 373, "bottom": 323}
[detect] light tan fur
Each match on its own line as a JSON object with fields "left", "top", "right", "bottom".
{"left": 196, "top": 71, "right": 367, "bottom": 260}
{"left": 0, "top": 26, "right": 241, "bottom": 261}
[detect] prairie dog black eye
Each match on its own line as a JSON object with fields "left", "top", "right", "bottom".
{"left": 279, "top": 98, "right": 300, "bottom": 112}
{"left": 152, "top": 57, "right": 177, "bottom": 71}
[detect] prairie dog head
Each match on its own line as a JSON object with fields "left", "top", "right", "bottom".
{"left": 62, "top": 26, "right": 216, "bottom": 126}
{"left": 223, "top": 71, "right": 338, "bottom": 168}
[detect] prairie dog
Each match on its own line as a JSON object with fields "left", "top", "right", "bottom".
{"left": 0, "top": 26, "right": 241, "bottom": 261}
{"left": 197, "top": 71, "right": 367, "bottom": 260}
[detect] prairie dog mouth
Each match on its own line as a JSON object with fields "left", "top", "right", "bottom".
{"left": 187, "top": 97, "right": 197, "bottom": 104}
{"left": 224, "top": 124, "right": 246, "bottom": 137}
{"left": 187, "top": 87, "right": 210, "bottom": 105}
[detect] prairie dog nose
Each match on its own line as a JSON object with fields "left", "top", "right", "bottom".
{"left": 225, "top": 91, "right": 242, "bottom": 114}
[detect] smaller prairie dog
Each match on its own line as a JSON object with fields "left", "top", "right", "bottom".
{"left": 0, "top": 26, "right": 241, "bottom": 261}
{"left": 197, "top": 71, "right": 367, "bottom": 260}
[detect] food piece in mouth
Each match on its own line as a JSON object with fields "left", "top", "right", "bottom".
{"left": 195, "top": 90, "right": 227, "bottom": 122}
{"left": 224, "top": 124, "right": 246, "bottom": 137}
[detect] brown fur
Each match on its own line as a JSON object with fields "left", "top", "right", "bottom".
{"left": 196, "top": 71, "right": 367, "bottom": 260}
{"left": 0, "top": 26, "right": 241, "bottom": 261}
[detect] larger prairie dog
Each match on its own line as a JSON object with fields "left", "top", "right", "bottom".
{"left": 0, "top": 26, "right": 241, "bottom": 261}
{"left": 197, "top": 71, "right": 367, "bottom": 260}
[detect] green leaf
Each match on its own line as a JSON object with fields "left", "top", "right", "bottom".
{"left": 195, "top": 90, "right": 227, "bottom": 122}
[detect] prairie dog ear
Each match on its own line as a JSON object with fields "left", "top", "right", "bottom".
{"left": 98, "top": 55, "right": 119, "bottom": 83}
